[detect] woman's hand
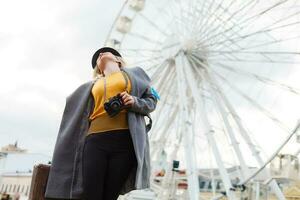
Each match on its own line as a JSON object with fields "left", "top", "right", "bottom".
{"left": 120, "top": 91, "right": 135, "bottom": 107}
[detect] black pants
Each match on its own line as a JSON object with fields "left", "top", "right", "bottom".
{"left": 82, "top": 129, "right": 137, "bottom": 200}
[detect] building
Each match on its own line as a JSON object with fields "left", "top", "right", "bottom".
{"left": 0, "top": 142, "right": 51, "bottom": 199}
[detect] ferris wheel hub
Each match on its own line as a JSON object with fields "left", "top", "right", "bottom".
{"left": 181, "top": 38, "right": 197, "bottom": 52}
{"left": 161, "top": 34, "right": 205, "bottom": 61}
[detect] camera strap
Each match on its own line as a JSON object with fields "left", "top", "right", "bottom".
{"left": 103, "top": 71, "right": 152, "bottom": 133}
{"left": 103, "top": 71, "right": 129, "bottom": 102}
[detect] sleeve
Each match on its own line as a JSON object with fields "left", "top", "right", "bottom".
{"left": 128, "top": 85, "right": 159, "bottom": 115}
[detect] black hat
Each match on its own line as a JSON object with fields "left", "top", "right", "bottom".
{"left": 91, "top": 46, "right": 122, "bottom": 69}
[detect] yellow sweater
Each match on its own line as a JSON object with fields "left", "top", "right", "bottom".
{"left": 87, "top": 71, "right": 132, "bottom": 135}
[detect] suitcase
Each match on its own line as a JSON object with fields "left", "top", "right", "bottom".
{"left": 28, "top": 163, "right": 51, "bottom": 200}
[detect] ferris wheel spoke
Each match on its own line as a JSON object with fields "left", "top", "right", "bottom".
{"left": 122, "top": 56, "right": 165, "bottom": 70}
{"left": 149, "top": 59, "right": 173, "bottom": 83}
{"left": 148, "top": 65, "right": 174, "bottom": 100}
{"left": 190, "top": 0, "right": 215, "bottom": 34}
{"left": 189, "top": 5, "right": 209, "bottom": 37}
{"left": 180, "top": 53, "right": 239, "bottom": 199}
{"left": 136, "top": 12, "right": 170, "bottom": 37}
{"left": 180, "top": 0, "right": 205, "bottom": 37}
{"left": 295, "top": 148, "right": 300, "bottom": 157}
{"left": 129, "top": 55, "right": 164, "bottom": 66}
{"left": 221, "top": 0, "right": 260, "bottom": 25}
{"left": 208, "top": 47, "right": 243, "bottom": 61}
{"left": 207, "top": 50, "right": 299, "bottom": 63}
{"left": 159, "top": 0, "right": 188, "bottom": 38}
{"left": 146, "top": 0, "right": 184, "bottom": 39}
{"left": 193, "top": 14, "right": 250, "bottom": 62}
{"left": 194, "top": 39, "right": 243, "bottom": 62}
{"left": 121, "top": 53, "right": 159, "bottom": 58}
{"left": 235, "top": 0, "right": 291, "bottom": 29}
{"left": 119, "top": 48, "right": 161, "bottom": 53}
{"left": 230, "top": 0, "right": 293, "bottom": 33}
{"left": 151, "top": 104, "right": 177, "bottom": 139}
{"left": 205, "top": 9, "right": 300, "bottom": 50}
{"left": 178, "top": 4, "right": 205, "bottom": 36}
{"left": 197, "top": 49, "right": 300, "bottom": 63}
{"left": 197, "top": 29, "right": 258, "bottom": 65}
{"left": 139, "top": 62, "right": 162, "bottom": 78}
{"left": 195, "top": 1, "right": 280, "bottom": 51}
{"left": 170, "top": 4, "right": 206, "bottom": 39}
{"left": 207, "top": 50, "right": 300, "bottom": 56}
{"left": 195, "top": 5, "right": 241, "bottom": 45}
{"left": 197, "top": 0, "right": 223, "bottom": 35}
{"left": 186, "top": 0, "right": 199, "bottom": 33}
{"left": 127, "top": 32, "right": 163, "bottom": 45}
{"left": 191, "top": 3, "right": 213, "bottom": 35}
{"left": 152, "top": 106, "right": 178, "bottom": 144}
{"left": 196, "top": 2, "right": 267, "bottom": 46}
{"left": 210, "top": 68, "right": 292, "bottom": 133}
{"left": 205, "top": 20, "right": 300, "bottom": 49}
{"left": 195, "top": 17, "right": 258, "bottom": 56}
{"left": 188, "top": 53, "right": 264, "bottom": 164}
{"left": 157, "top": 70, "right": 176, "bottom": 101}
{"left": 122, "top": 50, "right": 160, "bottom": 61}
{"left": 204, "top": 47, "right": 300, "bottom": 63}
{"left": 152, "top": 105, "right": 176, "bottom": 138}
{"left": 146, "top": 0, "right": 173, "bottom": 24}
{"left": 151, "top": 73, "right": 177, "bottom": 135}
{"left": 188, "top": 53, "right": 277, "bottom": 176}
{"left": 208, "top": 57, "right": 300, "bottom": 64}
{"left": 142, "top": 60, "right": 166, "bottom": 72}
{"left": 127, "top": 54, "right": 163, "bottom": 67}
{"left": 209, "top": 21, "right": 300, "bottom": 52}
{"left": 231, "top": 34, "right": 300, "bottom": 52}
{"left": 176, "top": 0, "right": 188, "bottom": 36}
{"left": 105, "top": 1, "right": 300, "bottom": 198}
{"left": 214, "top": 62, "right": 300, "bottom": 95}
{"left": 204, "top": 74, "right": 252, "bottom": 180}
{"left": 196, "top": 0, "right": 236, "bottom": 41}
{"left": 202, "top": 0, "right": 295, "bottom": 47}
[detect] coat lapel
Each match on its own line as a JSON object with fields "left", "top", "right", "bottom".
{"left": 122, "top": 66, "right": 150, "bottom": 97}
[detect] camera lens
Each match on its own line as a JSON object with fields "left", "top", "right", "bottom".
{"left": 111, "top": 101, "right": 121, "bottom": 110}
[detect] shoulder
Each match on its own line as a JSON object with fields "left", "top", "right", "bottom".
{"left": 130, "top": 66, "right": 151, "bottom": 82}
{"left": 66, "top": 80, "right": 94, "bottom": 101}
{"left": 75, "top": 80, "right": 94, "bottom": 93}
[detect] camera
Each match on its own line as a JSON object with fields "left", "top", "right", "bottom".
{"left": 104, "top": 93, "right": 129, "bottom": 117}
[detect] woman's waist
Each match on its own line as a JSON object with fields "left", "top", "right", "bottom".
{"left": 85, "top": 128, "right": 133, "bottom": 150}
{"left": 89, "top": 107, "right": 128, "bottom": 121}
{"left": 88, "top": 111, "right": 129, "bottom": 133}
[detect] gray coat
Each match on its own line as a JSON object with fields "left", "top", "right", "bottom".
{"left": 44, "top": 66, "right": 158, "bottom": 199}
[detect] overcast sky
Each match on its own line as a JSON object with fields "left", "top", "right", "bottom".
{"left": 0, "top": 0, "right": 299, "bottom": 170}
{"left": 0, "top": 0, "right": 123, "bottom": 156}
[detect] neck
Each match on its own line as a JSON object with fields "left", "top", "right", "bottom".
{"left": 103, "top": 62, "right": 121, "bottom": 76}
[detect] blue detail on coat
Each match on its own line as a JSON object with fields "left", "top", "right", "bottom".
{"left": 150, "top": 87, "right": 160, "bottom": 100}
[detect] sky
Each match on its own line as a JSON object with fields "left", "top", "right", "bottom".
{"left": 0, "top": 0, "right": 299, "bottom": 171}
{"left": 0, "top": 0, "right": 124, "bottom": 156}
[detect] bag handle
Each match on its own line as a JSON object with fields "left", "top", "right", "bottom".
{"left": 144, "top": 113, "right": 152, "bottom": 133}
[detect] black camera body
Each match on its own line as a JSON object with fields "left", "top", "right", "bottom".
{"left": 104, "top": 93, "right": 129, "bottom": 117}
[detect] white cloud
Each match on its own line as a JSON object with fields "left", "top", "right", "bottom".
{"left": 0, "top": 0, "right": 123, "bottom": 156}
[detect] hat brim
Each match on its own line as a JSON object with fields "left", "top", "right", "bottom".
{"left": 91, "top": 47, "right": 122, "bottom": 69}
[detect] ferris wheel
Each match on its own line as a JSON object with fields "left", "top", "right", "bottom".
{"left": 103, "top": 0, "right": 300, "bottom": 199}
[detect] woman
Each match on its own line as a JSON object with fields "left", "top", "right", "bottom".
{"left": 44, "top": 47, "right": 159, "bottom": 200}
{"left": 83, "top": 47, "right": 139, "bottom": 200}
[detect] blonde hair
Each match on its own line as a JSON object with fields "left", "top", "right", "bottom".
{"left": 92, "top": 55, "right": 127, "bottom": 79}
